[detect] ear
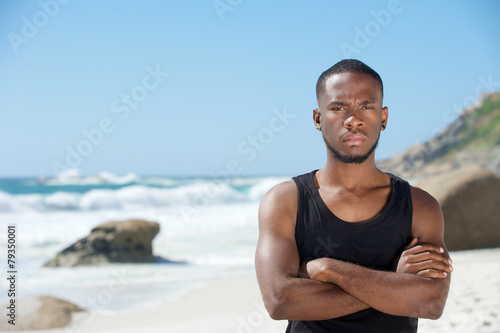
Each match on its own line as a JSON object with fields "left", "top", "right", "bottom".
{"left": 313, "top": 108, "right": 321, "bottom": 130}
{"left": 381, "top": 106, "right": 388, "bottom": 130}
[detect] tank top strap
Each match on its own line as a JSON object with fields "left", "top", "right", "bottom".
{"left": 386, "top": 172, "right": 413, "bottom": 231}
{"left": 292, "top": 170, "right": 318, "bottom": 251}
{"left": 292, "top": 169, "right": 318, "bottom": 198}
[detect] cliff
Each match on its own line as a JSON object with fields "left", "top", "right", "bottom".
{"left": 377, "top": 91, "right": 500, "bottom": 180}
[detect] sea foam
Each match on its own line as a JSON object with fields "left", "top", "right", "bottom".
{"left": 0, "top": 175, "right": 289, "bottom": 212}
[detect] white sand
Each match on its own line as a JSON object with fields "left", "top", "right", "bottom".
{"left": 418, "top": 248, "right": 500, "bottom": 333}
{"left": 25, "top": 248, "right": 500, "bottom": 333}
{"left": 32, "top": 277, "right": 287, "bottom": 333}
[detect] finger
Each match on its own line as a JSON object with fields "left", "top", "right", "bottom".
{"left": 404, "top": 237, "right": 419, "bottom": 250}
{"left": 415, "top": 243, "right": 445, "bottom": 254}
{"left": 406, "top": 251, "right": 453, "bottom": 266}
{"left": 405, "top": 243, "right": 446, "bottom": 256}
{"left": 416, "top": 269, "right": 449, "bottom": 279}
{"left": 407, "top": 259, "right": 453, "bottom": 273}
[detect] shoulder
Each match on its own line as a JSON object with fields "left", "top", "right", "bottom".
{"left": 410, "top": 185, "right": 445, "bottom": 244}
{"left": 410, "top": 186, "right": 442, "bottom": 216}
{"left": 260, "top": 179, "right": 297, "bottom": 215}
{"left": 258, "top": 180, "right": 298, "bottom": 232}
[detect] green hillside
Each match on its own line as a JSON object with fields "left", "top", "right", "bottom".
{"left": 377, "top": 91, "right": 500, "bottom": 179}
{"left": 469, "top": 93, "right": 500, "bottom": 147}
{"left": 443, "top": 92, "right": 500, "bottom": 156}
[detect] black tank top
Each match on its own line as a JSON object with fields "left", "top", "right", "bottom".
{"left": 286, "top": 170, "right": 418, "bottom": 333}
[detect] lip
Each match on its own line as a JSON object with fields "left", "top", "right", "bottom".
{"left": 342, "top": 134, "right": 366, "bottom": 146}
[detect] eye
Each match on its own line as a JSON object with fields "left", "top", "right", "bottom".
{"left": 330, "top": 107, "right": 346, "bottom": 111}
{"left": 361, "top": 106, "right": 374, "bottom": 110}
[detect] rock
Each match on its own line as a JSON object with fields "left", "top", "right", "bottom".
{"left": 0, "top": 295, "right": 84, "bottom": 331}
{"left": 44, "top": 219, "right": 160, "bottom": 267}
{"left": 416, "top": 164, "right": 500, "bottom": 251}
{"left": 377, "top": 91, "right": 500, "bottom": 180}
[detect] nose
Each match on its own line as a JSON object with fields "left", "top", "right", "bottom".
{"left": 343, "top": 109, "right": 364, "bottom": 130}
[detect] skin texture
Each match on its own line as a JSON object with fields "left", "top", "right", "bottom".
{"left": 255, "top": 72, "right": 452, "bottom": 321}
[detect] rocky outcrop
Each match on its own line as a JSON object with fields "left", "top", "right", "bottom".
{"left": 0, "top": 295, "right": 84, "bottom": 331}
{"left": 44, "top": 219, "right": 161, "bottom": 267}
{"left": 377, "top": 91, "right": 500, "bottom": 180}
{"left": 416, "top": 164, "right": 500, "bottom": 251}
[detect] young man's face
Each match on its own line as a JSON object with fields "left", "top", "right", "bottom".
{"left": 314, "top": 72, "right": 388, "bottom": 164}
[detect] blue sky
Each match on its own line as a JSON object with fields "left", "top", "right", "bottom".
{"left": 1, "top": 0, "right": 499, "bottom": 177}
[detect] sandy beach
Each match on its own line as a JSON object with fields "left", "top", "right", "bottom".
{"left": 38, "top": 277, "right": 287, "bottom": 333}
{"left": 21, "top": 247, "right": 498, "bottom": 333}
{"left": 418, "top": 248, "right": 500, "bottom": 333}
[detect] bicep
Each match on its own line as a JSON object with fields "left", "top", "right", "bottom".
{"left": 255, "top": 184, "right": 300, "bottom": 297}
{"left": 411, "top": 186, "right": 446, "bottom": 248}
{"left": 255, "top": 231, "right": 300, "bottom": 288}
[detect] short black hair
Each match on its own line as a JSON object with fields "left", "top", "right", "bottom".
{"left": 316, "top": 59, "right": 383, "bottom": 99}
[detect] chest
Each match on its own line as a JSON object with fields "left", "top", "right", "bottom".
{"left": 317, "top": 186, "right": 392, "bottom": 223}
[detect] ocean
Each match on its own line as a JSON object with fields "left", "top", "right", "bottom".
{"left": 0, "top": 170, "right": 290, "bottom": 313}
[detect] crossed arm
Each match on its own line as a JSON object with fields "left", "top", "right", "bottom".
{"left": 255, "top": 181, "right": 452, "bottom": 321}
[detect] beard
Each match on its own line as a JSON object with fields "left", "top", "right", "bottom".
{"left": 323, "top": 133, "right": 379, "bottom": 164}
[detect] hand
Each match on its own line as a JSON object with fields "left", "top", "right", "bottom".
{"left": 299, "top": 258, "right": 331, "bottom": 282}
{"left": 396, "top": 238, "right": 453, "bottom": 279}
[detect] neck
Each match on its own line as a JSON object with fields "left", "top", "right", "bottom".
{"left": 317, "top": 152, "right": 385, "bottom": 191}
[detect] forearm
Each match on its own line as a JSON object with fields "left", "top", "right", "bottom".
{"left": 314, "top": 259, "right": 450, "bottom": 319}
{"left": 264, "top": 275, "right": 369, "bottom": 320}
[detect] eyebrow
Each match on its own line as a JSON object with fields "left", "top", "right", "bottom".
{"left": 327, "top": 100, "right": 376, "bottom": 107}
{"left": 327, "top": 100, "right": 348, "bottom": 107}
{"left": 359, "top": 99, "right": 376, "bottom": 105}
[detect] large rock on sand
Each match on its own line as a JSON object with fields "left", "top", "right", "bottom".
{"left": 44, "top": 219, "right": 160, "bottom": 267}
{"left": 0, "top": 295, "right": 84, "bottom": 331}
{"left": 416, "top": 164, "right": 500, "bottom": 251}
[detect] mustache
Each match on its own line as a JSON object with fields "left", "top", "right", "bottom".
{"left": 340, "top": 129, "right": 368, "bottom": 138}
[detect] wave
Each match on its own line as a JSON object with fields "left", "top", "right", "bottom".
{"left": 247, "top": 176, "right": 289, "bottom": 200}
{"left": 0, "top": 184, "right": 244, "bottom": 212}
{"left": 41, "top": 168, "right": 141, "bottom": 185}
{"left": 0, "top": 175, "right": 289, "bottom": 212}
{"left": 0, "top": 191, "right": 44, "bottom": 212}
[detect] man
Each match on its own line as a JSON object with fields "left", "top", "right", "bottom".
{"left": 255, "top": 59, "right": 452, "bottom": 332}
